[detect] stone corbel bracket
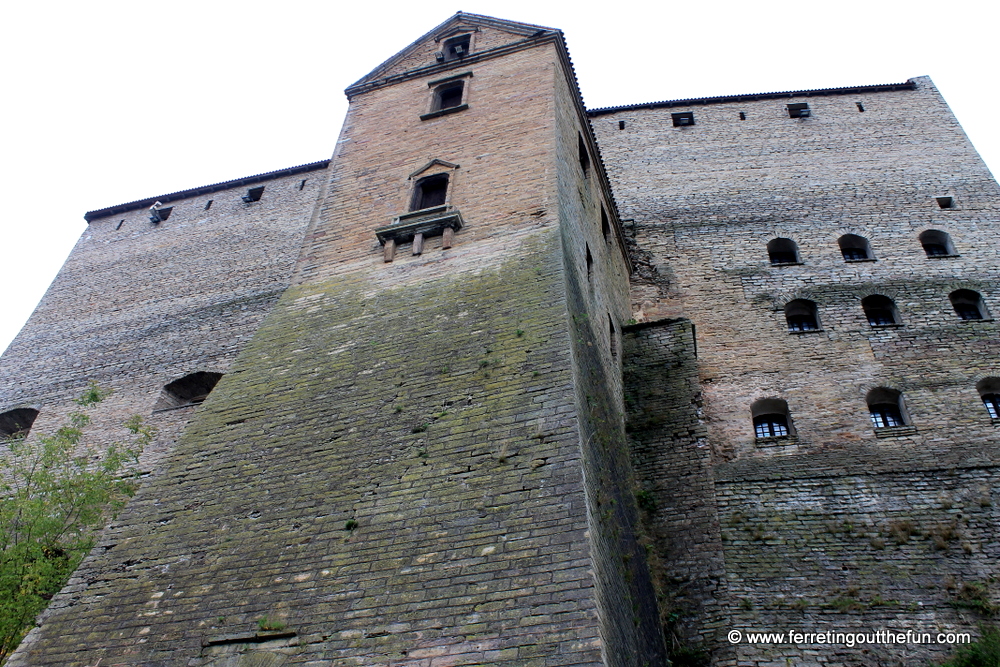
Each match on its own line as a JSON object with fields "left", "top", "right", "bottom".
{"left": 376, "top": 205, "right": 465, "bottom": 262}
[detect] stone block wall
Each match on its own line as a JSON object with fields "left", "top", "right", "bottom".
{"left": 596, "top": 78, "right": 1000, "bottom": 664}
{"left": 0, "top": 164, "right": 327, "bottom": 470}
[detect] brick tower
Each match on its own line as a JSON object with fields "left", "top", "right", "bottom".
{"left": 5, "top": 13, "right": 666, "bottom": 667}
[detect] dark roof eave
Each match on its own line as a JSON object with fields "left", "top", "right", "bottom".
{"left": 586, "top": 79, "right": 917, "bottom": 116}
{"left": 84, "top": 159, "right": 331, "bottom": 222}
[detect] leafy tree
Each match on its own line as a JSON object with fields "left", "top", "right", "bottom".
{"left": 0, "top": 384, "right": 153, "bottom": 662}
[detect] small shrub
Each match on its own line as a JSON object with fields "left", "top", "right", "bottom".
{"left": 953, "top": 582, "right": 998, "bottom": 616}
{"left": 257, "top": 617, "right": 286, "bottom": 632}
{"left": 344, "top": 520, "right": 358, "bottom": 531}
{"left": 636, "top": 490, "right": 656, "bottom": 512}
{"left": 889, "top": 520, "right": 917, "bottom": 545}
{"left": 937, "top": 625, "right": 1000, "bottom": 667}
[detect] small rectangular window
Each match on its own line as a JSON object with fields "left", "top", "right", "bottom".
{"left": 578, "top": 133, "right": 590, "bottom": 175}
{"left": 671, "top": 112, "right": 694, "bottom": 127}
{"left": 411, "top": 174, "right": 449, "bottom": 211}
{"left": 242, "top": 186, "right": 264, "bottom": 203}
{"left": 441, "top": 35, "right": 471, "bottom": 62}
{"left": 936, "top": 196, "right": 954, "bottom": 209}
{"left": 787, "top": 102, "right": 810, "bottom": 118}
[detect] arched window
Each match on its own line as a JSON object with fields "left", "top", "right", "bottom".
{"left": 0, "top": 407, "right": 39, "bottom": 439}
{"left": 410, "top": 174, "right": 449, "bottom": 211}
{"left": 977, "top": 378, "right": 1000, "bottom": 420}
{"left": 867, "top": 387, "right": 908, "bottom": 428}
{"left": 950, "top": 289, "right": 988, "bottom": 321}
{"left": 785, "top": 299, "right": 820, "bottom": 332}
{"left": 154, "top": 371, "right": 223, "bottom": 410}
{"left": 767, "top": 238, "right": 800, "bottom": 265}
{"left": 751, "top": 398, "right": 793, "bottom": 439}
{"left": 838, "top": 234, "right": 873, "bottom": 261}
{"left": 862, "top": 295, "right": 899, "bottom": 326}
{"left": 919, "top": 230, "right": 955, "bottom": 257}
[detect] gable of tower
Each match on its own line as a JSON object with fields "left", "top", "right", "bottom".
{"left": 346, "top": 12, "right": 555, "bottom": 97}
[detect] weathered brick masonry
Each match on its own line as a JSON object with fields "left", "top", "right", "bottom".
{"left": 3, "top": 11, "right": 1000, "bottom": 667}
{"left": 5, "top": 13, "right": 664, "bottom": 667}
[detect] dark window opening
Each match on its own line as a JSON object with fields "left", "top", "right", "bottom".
{"left": 920, "top": 230, "right": 954, "bottom": 257}
{"left": 767, "top": 238, "right": 800, "bottom": 265}
{"left": 950, "top": 289, "right": 987, "bottom": 321}
{"left": 924, "top": 243, "right": 948, "bottom": 256}
{"left": 601, "top": 206, "right": 611, "bottom": 241}
{"left": 154, "top": 371, "right": 223, "bottom": 410}
{"left": 242, "top": 186, "right": 264, "bottom": 203}
{"left": 579, "top": 133, "right": 590, "bottom": 175}
{"left": 838, "top": 234, "right": 873, "bottom": 261}
{"left": 977, "top": 379, "right": 1000, "bottom": 419}
{"left": 115, "top": 220, "right": 124, "bottom": 230}
{"left": 0, "top": 408, "right": 40, "bottom": 439}
{"left": 411, "top": 174, "right": 449, "bottom": 211}
{"left": 204, "top": 200, "right": 213, "bottom": 210}
{"left": 586, "top": 244, "right": 593, "bottom": 282}
{"left": 751, "top": 398, "right": 793, "bottom": 439}
{"left": 672, "top": 112, "right": 695, "bottom": 127}
{"left": 867, "top": 388, "right": 907, "bottom": 428}
{"left": 856, "top": 102, "right": 865, "bottom": 112}
{"left": 441, "top": 35, "right": 471, "bottom": 62}
{"left": 149, "top": 205, "right": 172, "bottom": 223}
{"left": 299, "top": 179, "right": 307, "bottom": 190}
{"left": 785, "top": 299, "right": 820, "bottom": 332}
{"left": 739, "top": 111, "right": 746, "bottom": 120}
{"left": 432, "top": 82, "right": 465, "bottom": 111}
{"left": 936, "top": 196, "right": 954, "bottom": 209}
{"left": 787, "top": 102, "right": 810, "bottom": 118}
{"left": 862, "top": 295, "right": 899, "bottom": 326}
{"left": 608, "top": 314, "right": 617, "bottom": 360}
{"left": 618, "top": 120, "right": 626, "bottom": 130}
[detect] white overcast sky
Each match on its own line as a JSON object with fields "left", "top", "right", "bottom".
{"left": 1, "top": 0, "right": 997, "bottom": 354}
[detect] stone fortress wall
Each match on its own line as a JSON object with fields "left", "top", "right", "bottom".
{"left": 593, "top": 78, "right": 1000, "bottom": 665}
{"left": 2, "top": 11, "right": 1000, "bottom": 667}
{"left": 0, "top": 162, "right": 328, "bottom": 470}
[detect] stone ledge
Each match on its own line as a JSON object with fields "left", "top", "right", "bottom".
{"left": 376, "top": 206, "right": 465, "bottom": 246}
{"left": 420, "top": 104, "right": 469, "bottom": 121}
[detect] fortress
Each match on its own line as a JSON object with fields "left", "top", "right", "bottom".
{"left": 3, "top": 12, "right": 1000, "bottom": 667}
